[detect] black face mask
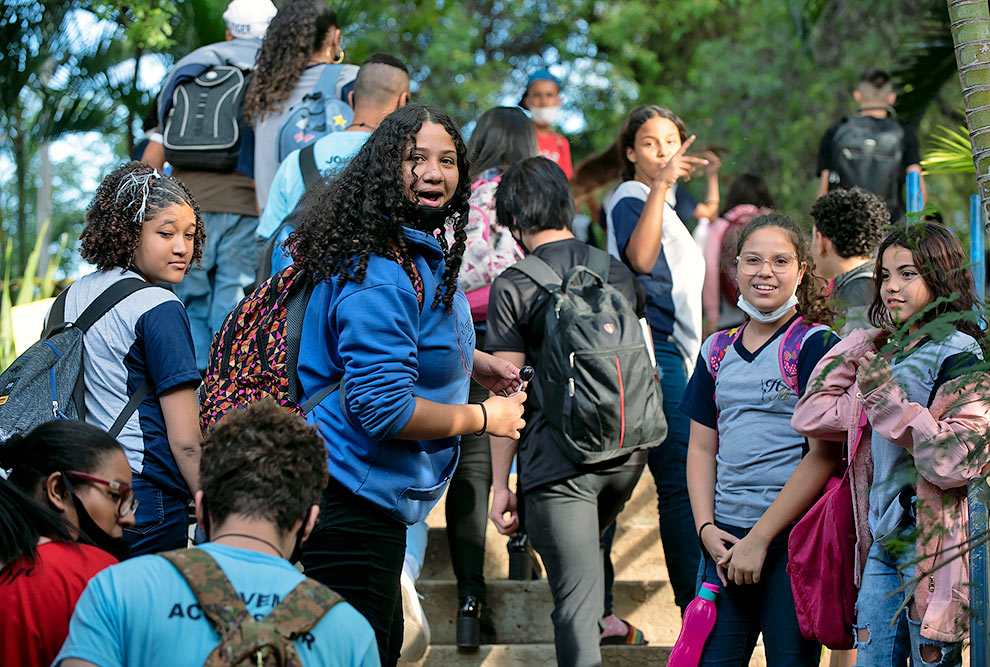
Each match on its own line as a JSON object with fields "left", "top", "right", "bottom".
{"left": 413, "top": 201, "right": 454, "bottom": 233}
{"left": 71, "top": 494, "right": 131, "bottom": 561}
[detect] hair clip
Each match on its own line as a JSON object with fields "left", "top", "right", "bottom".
{"left": 114, "top": 169, "right": 162, "bottom": 225}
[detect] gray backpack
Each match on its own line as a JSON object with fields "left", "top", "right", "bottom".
{"left": 512, "top": 248, "right": 666, "bottom": 464}
{"left": 0, "top": 279, "right": 152, "bottom": 440}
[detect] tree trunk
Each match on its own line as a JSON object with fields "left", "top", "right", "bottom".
{"left": 128, "top": 47, "right": 143, "bottom": 158}
{"left": 35, "top": 141, "right": 52, "bottom": 278}
{"left": 949, "top": 0, "right": 990, "bottom": 224}
{"left": 12, "top": 103, "right": 28, "bottom": 274}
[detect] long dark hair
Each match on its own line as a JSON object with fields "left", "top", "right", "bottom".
{"left": 289, "top": 104, "right": 470, "bottom": 310}
{"left": 0, "top": 478, "right": 76, "bottom": 567}
{"left": 735, "top": 213, "right": 836, "bottom": 327}
{"left": 0, "top": 420, "right": 124, "bottom": 501}
{"left": 868, "top": 223, "right": 984, "bottom": 341}
{"left": 467, "top": 107, "right": 538, "bottom": 181}
{"left": 244, "top": 0, "right": 338, "bottom": 125}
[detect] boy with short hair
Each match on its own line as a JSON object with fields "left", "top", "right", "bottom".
{"left": 56, "top": 399, "right": 380, "bottom": 667}
{"left": 817, "top": 67, "right": 924, "bottom": 220}
{"left": 810, "top": 187, "right": 890, "bottom": 335}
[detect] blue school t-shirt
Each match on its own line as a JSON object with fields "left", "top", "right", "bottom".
{"left": 57, "top": 270, "right": 201, "bottom": 499}
{"left": 54, "top": 542, "right": 380, "bottom": 667}
{"left": 868, "top": 331, "right": 982, "bottom": 545}
{"left": 678, "top": 316, "right": 838, "bottom": 528}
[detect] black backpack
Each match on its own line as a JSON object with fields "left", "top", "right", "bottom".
{"left": 511, "top": 248, "right": 667, "bottom": 464}
{"left": 256, "top": 143, "right": 322, "bottom": 283}
{"left": 163, "top": 65, "right": 250, "bottom": 171}
{"left": 0, "top": 280, "right": 153, "bottom": 440}
{"left": 828, "top": 113, "right": 905, "bottom": 215}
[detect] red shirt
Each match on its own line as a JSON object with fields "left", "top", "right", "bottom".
{"left": 537, "top": 131, "right": 573, "bottom": 180}
{"left": 0, "top": 541, "right": 117, "bottom": 667}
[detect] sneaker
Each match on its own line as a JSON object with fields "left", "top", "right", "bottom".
{"left": 399, "top": 568, "right": 430, "bottom": 662}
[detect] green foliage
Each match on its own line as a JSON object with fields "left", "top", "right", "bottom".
{"left": 923, "top": 125, "right": 975, "bottom": 175}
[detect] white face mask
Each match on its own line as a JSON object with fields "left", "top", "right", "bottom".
{"left": 529, "top": 105, "right": 561, "bottom": 126}
{"left": 737, "top": 293, "right": 799, "bottom": 324}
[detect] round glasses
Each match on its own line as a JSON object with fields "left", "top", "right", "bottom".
{"left": 735, "top": 252, "right": 798, "bottom": 276}
{"left": 64, "top": 470, "right": 139, "bottom": 518}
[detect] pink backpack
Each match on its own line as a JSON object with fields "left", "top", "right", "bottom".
{"left": 786, "top": 408, "right": 866, "bottom": 649}
{"left": 707, "top": 316, "right": 813, "bottom": 397}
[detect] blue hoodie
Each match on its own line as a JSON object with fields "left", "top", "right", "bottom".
{"left": 298, "top": 227, "right": 475, "bottom": 524}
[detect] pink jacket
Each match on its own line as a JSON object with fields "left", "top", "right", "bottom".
{"left": 792, "top": 327, "right": 990, "bottom": 642}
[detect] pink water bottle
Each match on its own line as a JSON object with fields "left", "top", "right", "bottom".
{"left": 667, "top": 582, "right": 719, "bottom": 667}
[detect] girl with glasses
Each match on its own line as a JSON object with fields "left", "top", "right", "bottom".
{"left": 0, "top": 419, "right": 134, "bottom": 667}
{"left": 680, "top": 213, "right": 841, "bottom": 665}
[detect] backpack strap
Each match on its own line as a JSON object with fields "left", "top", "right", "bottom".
{"left": 262, "top": 577, "right": 343, "bottom": 637}
{"left": 585, "top": 247, "right": 611, "bottom": 282}
{"left": 312, "top": 64, "right": 344, "bottom": 100}
{"left": 73, "top": 279, "right": 154, "bottom": 333}
{"left": 779, "top": 318, "right": 816, "bottom": 394}
{"left": 43, "top": 287, "right": 70, "bottom": 337}
{"left": 707, "top": 323, "right": 745, "bottom": 383}
{"left": 159, "top": 548, "right": 252, "bottom": 635}
{"left": 298, "top": 143, "right": 319, "bottom": 190}
{"left": 511, "top": 255, "right": 563, "bottom": 294}
{"left": 106, "top": 380, "right": 149, "bottom": 438}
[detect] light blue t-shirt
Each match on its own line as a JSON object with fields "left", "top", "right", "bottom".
{"left": 54, "top": 543, "right": 380, "bottom": 667}
{"left": 257, "top": 130, "right": 371, "bottom": 239}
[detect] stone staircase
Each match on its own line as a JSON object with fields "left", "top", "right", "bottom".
{"left": 399, "top": 472, "right": 769, "bottom": 666}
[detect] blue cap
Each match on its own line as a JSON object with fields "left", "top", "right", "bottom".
{"left": 520, "top": 68, "right": 562, "bottom": 105}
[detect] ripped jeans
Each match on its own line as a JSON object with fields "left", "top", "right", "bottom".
{"left": 854, "top": 540, "right": 961, "bottom": 667}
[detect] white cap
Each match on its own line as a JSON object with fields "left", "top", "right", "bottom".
{"left": 223, "top": 0, "right": 277, "bottom": 40}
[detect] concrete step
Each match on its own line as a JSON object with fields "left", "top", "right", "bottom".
{"left": 417, "top": 579, "right": 680, "bottom": 646}
{"left": 399, "top": 644, "right": 770, "bottom": 667}
{"left": 420, "top": 523, "right": 664, "bottom": 582}
{"left": 426, "top": 471, "right": 661, "bottom": 531}
{"left": 399, "top": 643, "right": 672, "bottom": 666}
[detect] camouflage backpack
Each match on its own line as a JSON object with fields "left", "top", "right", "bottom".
{"left": 160, "top": 548, "right": 342, "bottom": 666}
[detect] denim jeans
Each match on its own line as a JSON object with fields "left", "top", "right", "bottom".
{"left": 648, "top": 337, "right": 701, "bottom": 611}
{"left": 404, "top": 519, "right": 429, "bottom": 581}
{"left": 122, "top": 477, "right": 189, "bottom": 556}
{"left": 697, "top": 522, "right": 820, "bottom": 667}
{"left": 854, "top": 540, "right": 961, "bottom": 667}
{"left": 172, "top": 211, "right": 259, "bottom": 370}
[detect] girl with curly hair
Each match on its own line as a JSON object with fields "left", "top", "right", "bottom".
{"left": 795, "top": 222, "right": 990, "bottom": 667}
{"left": 680, "top": 213, "right": 842, "bottom": 665}
{"left": 57, "top": 161, "right": 203, "bottom": 557}
{"left": 289, "top": 103, "right": 527, "bottom": 667}
{"left": 245, "top": 0, "right": 352, "bottom": 210}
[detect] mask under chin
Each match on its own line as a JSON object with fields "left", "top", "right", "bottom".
{"left": 71, "top": 494, "right": 132, "bottom": 561}
{"left": 410, "top": 201, "right": 454, "bottom": 232}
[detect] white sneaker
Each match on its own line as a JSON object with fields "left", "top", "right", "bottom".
{"left": 399, "top": 568, "right": 430, "bottom": 662}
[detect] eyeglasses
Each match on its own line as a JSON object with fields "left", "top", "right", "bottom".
{"left": 64, "top": 471, "right": 139, "bottom": 518}
{"left": 735, "top": 252, "right": 798, "bottom": 276}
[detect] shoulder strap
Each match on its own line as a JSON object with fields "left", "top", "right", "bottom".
{"left": 511, "top": 255, "right": 563, "bottom": 294}
{"left": 313, "top": 63, "right": 343, "bottom": 95}
{"left": 708, "top": 323, "right": 745, "bottom": 382}
{"left": 43, "top": 287, "right": 71, "bottom": 337}
{"left": 74, "top": 278, "right": 153, "bottom": 333}
{"left": 586, "top": 247, "right": 611, "bottom": 281}
{"left": 107, "top": 381, "right": 149, "bottom": 438}
{"left": 263, "top": 577, "right": 343, "bottom": 637}
{"left": 159, "top": 548, "right": 251, "bottom": 635}
{"left": 298, "top": 143, "right": 319, "bottom": 190}
{"left": 779, "top": 318, "right": 816, "bottom": 393}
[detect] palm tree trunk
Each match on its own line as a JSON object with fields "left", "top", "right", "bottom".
{"left": 947, "top": 4, "right": 990, "bottom": 666}
{"left": 949, "top": 0, "right": 990, "bottom": 223}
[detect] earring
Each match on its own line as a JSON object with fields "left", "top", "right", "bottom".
{"left": 332, "top": 48, "right": 344, "bottom": 64}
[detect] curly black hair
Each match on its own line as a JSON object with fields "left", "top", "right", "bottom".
{"left": 810, "top": 187, "right": 889, "bottom": 259}
{"left": 735, "top": 212, "right": 838, "bottom": 327}
{"left": 80, "top": 161, "right": 204, "bottom": 271}
{"left": 243, "top": 0, "right": 338, "bottom": 125}
{"left": 289, "top": 104, "right": 470, "bottom": 311}
{"left": 200, "top": 398, "right": 328, "bottom": 533}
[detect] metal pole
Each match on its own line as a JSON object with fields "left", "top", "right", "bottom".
{"left": 907, "top": 171, "right": 923, "bottom": 216}
{"left": 970, "top": 193, "right": 989, "bottom": 667}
